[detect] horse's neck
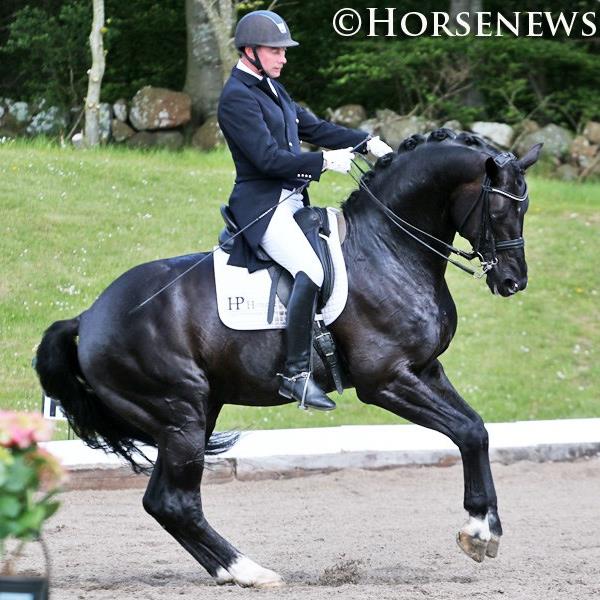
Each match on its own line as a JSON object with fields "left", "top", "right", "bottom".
{"left": 341, "top": 147, "right": 480, "bottom": 287}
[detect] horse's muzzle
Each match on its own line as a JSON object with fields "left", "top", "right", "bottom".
{"left": 489, "top": 275, "right": 527, "bottom": 297}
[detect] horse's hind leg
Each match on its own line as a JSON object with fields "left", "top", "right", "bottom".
{"left": 143, "top": 418, "right": 284, "bottom": 588}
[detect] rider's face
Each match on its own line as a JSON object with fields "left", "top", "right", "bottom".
{"left": 244, "top": 46, "right": 287, "bottom": 78}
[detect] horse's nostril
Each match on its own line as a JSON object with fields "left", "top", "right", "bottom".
{"left": 504, "top": 279, "right": 519, "bottom": 294}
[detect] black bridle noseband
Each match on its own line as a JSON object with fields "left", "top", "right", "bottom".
{"left": 351, "top": 151, "right": 529, "bottom": 279}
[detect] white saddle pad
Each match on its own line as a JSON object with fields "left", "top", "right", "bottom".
{"left": 213, "top": 207, "right": 348, "bottom": 330}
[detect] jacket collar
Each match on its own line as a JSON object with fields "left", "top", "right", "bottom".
{"left": 231, "top": 66, "right": 261, "bottom": 87}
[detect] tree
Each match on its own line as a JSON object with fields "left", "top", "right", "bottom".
{"left": 184, "top": 0, "right": 238, "bottom": 123}
{"left": 449, "top": 0, "right": 484, "bottom": 111}
{"left": 84, "top": 0, "right": 106, "bottom": 146}
{"left": 449, "top": 0, "right": 483, "bottom": 31}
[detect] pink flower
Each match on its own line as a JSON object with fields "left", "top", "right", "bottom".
{"left": 0, "top": 411, "right": 52, "bottom": 448}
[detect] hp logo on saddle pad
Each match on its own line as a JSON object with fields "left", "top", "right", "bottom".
{"left": 227, "top": 296, "right": 255, "bottom": 311}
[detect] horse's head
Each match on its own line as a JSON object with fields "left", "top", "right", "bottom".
{"left": 453, "top": 143, "right": 543, "bottom": 297}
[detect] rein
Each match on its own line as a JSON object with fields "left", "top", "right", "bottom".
{"left": 350, "top": 152, "right": 528, "bottom": 279}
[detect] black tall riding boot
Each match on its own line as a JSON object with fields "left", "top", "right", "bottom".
{"left": 278, "top": 272, "right": 336, "bottom": 411}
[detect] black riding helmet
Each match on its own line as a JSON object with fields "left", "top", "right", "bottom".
{"left": 234, "top": 10, "right": 299, "bottom": 75}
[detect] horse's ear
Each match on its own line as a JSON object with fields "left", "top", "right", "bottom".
{"left": 518, "top": 143, "right": 543, "bottom": 171}
{"left": 485, "top": 156, "right": 499, "bottom": 179}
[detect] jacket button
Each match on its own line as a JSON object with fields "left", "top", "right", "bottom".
{"left": 288, "top": 142, "right": 293, "bottom": 147}
{"left": 295, "top": 118, "right": 299, "bottom": 124}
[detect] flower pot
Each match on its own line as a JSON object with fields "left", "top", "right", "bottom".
{"left": 0, "top": 575, "right": 48, "bottom": 599}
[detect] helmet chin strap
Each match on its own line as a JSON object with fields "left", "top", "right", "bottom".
{"left": 244, "top": 47, "right": 269, "bottom": 77}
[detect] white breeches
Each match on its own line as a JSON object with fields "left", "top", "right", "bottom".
{"left": 260, "top": 189, "right": 324, "bottom": 287}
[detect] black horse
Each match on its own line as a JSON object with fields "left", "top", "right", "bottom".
{"left": 36, "top": 130, "right": 542, "bottom": 588}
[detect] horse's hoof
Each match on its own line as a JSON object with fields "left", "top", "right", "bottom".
{"left": 485, "top": 534, "right": 500, "bottom": 558}
{"left": 228, "top": 556, "right": 284, "bottom": 588}
{"left": 456, "top": 531, "right": 487, "bottom": 563}
{"left": 255, "top": 577, "right": 285, "bottom": 589}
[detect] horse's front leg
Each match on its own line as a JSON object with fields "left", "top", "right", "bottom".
{"left": 355, "top": 359, "right": 501, "bottom": 562}
{"left": 422, "top": 360, "right": 502, "bottom": 560}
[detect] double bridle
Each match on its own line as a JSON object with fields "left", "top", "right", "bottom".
{"left": 350, "top": 151, "right": 529, "bottom": 279}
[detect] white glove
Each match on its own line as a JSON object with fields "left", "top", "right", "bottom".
{"left": 366, "top": 136, "right": 393, "bottom": 157}
{"left": 322, "top": 147, "right": 354, "bottom": 174}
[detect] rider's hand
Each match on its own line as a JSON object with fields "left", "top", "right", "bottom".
{"left": 322, "top": 147, "right": 355, "bottom": 174}
{"left": 366, "top": 136, "right": 393, "bottom": 157}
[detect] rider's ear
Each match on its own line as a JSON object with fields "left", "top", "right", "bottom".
{"left": 518, "top": 143, "right": 543, "bottom": 171}
{"left": 484, "top": 156, "right": 499, "bottom": 179}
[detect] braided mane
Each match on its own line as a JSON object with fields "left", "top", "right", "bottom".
{"left": 343, "top": 128, "right": 501, "bottom": 210}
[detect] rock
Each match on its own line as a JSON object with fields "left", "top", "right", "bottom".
{"left": 520, "top": 119, "right": 540, "bottom": 134}
{"left": 374, "top": 111, "right": 430, "bottom": 150}
{"left": 71, "top": 132, "right": 84, "bottom": 148}
{"left": 516, "top": 124, "right": 573, "bottom": 160}
{"left": 154, "top": 131, "right": 184, "bottom": 150}
{"left": 555, "top": 164, "right": 578, "bottom": 181}
{"left": 191, "top": 116, "right": 224, "bottom": 150}
{"left": 470, "top": 121, "right": 515, "bottom": 148}
{"left": 375, "top": 108, "right": 401, "bottom": 121}
{"left": 126, "top": 131, "right": 158, "bottom": 148}
{"left": 381, "top": 115, "right": 430, "bottom": 150}
{"left": 570, "top": 136, "right": 598, "bottom": 169}
{"left": 357, "top": 118, "right": 379, "bottom": 137}
{"left": 113, "top": 98, "right": 128, "bottom": 122}
{"left": 129, "top": 86, "right": 192, "bottom": 131}
{"left": 583, "top": 121, "right": 600, "bottom": 145}
{"left": 328, "top": 104, "right": 367, "bottom": 129}
{"left": 442, "top": 120, "right": 462, "bottom": 132}
{"left": 112, "top": 119, "right": 135, "bottom": 143}
{"left": 8, "top": 100, "right": 31, "bottom": 124}
{"left": 99, "top": 103, "right": 112, "bottom": 143}
{"left": 26, "top": 106, "right": 68, "bottom": 136}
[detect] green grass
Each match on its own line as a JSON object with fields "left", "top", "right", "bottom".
{"left": 0, "top": 139, "right": 598, "bottom": 437}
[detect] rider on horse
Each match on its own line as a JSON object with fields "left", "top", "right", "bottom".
{"left": 218, "top": 10, "right": 392, "bottom": 412}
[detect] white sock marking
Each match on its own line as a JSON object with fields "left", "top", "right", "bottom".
{"left": 462, "top": 514, "right": 491, "bottom": 541}
{"left": 214, "top": 567, "right": 234, "bottom": 585}
{"left": 227, "top": 555, "right": 283, "bottom": 587}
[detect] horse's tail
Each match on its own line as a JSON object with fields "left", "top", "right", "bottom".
{"left": 35, "top": 317, "right": 156, "bottom": 473}
{"left": 205, "top": 431, "right": 240, "bottom": 455}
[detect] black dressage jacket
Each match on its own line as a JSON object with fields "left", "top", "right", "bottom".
{"left": 217, "top": 66, "right": 369, "bottom": 272}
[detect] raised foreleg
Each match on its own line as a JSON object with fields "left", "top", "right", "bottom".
{"left": 355, "top": 359, "right": 501, "bottom": 562}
